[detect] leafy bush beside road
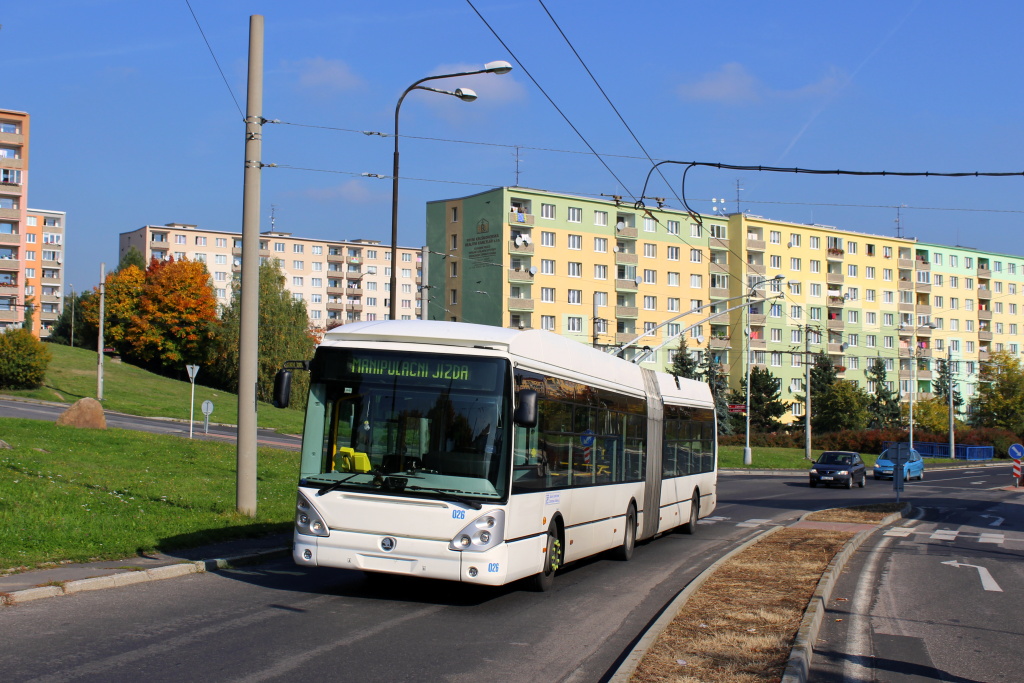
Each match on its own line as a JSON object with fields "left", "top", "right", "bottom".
{"left": 0, "top": 328, "right": 51, "bottom": 390}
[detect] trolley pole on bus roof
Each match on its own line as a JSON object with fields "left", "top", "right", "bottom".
{"left": 236, "top": 15, "right": 263, "bottom": 517}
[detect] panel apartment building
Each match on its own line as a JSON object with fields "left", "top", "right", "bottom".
{"left": 0, "top": 108, "right": 66, "bottom": 339}
{"left": 426, "top": 186, "right": 1024, "bottom": 422}
{"left": 118, "top": 224, "right": 424, "bottom": 329}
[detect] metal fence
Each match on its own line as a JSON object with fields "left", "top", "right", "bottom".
{"left": 882, "top": 441, "right": 994, "bottom": 461}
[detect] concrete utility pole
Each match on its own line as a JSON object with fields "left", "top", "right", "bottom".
{"left": 804, "top": 325, "right": 812, "bottom": 461}
{"left": 236, "top": 14, "right": 263, "bottom": 517}
{"left": 948, "top": 348, "right": 956, "bottom": 458}
{"left": 420, "top": 245, "right": 429, "bottom": 319}
{"left": 97, "top": 263, "right": 105, "bottom": 401}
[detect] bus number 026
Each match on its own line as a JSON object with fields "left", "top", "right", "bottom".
{"left": 452, "top": 509, "right": 466, "bottom": 520}
{"left": 487, "top": 563, "right": 499, "bottom": 573}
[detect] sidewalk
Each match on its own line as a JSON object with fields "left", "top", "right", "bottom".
{"left": 0, "top": 532, "right": 292, "bottom": 605}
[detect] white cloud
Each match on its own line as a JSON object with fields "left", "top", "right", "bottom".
{"left": 285, "top": 57, "right": 363, "bottom": 93}
{"left": 677, "top": 63, "right": 845, "bottom": 104}
{"left": 303, "top": 179, "right": 381, "bottom": 204}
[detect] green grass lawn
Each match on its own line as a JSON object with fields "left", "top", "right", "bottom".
{"left": 0, "top": 418, "right": 298, "bottom": 570}
{"left": 1, "top": 343, "right": 306, "bottom": 435}
{"left": 719, "top": 445, "right": 971, "bottom": 470}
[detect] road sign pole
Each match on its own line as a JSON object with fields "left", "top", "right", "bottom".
{"left": 1009, "top": 444, "right": 1023, "bottom": 487}
{"left": 186, "top": 365, "right": 200, "bottom": 439}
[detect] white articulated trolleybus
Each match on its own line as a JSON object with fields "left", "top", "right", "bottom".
{"left": 274, "top": 320, "right": 717, "bottom": 590}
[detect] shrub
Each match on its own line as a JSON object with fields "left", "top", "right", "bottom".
{"left": 0, "top": 328, "right": 52, "bottom": 389}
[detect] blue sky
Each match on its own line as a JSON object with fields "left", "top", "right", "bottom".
{"left": 7, "top": 1, "right": 1024, "bottom": 290}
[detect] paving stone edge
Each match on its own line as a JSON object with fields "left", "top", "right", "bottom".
{"left": 1, "top": 546, "right": 292, "bottom": 607}
{"left": 608, "top": 524, "right": 786, "bottom": 682}
{"left": 779, "top": 501, "right": 913, "bottom": 683}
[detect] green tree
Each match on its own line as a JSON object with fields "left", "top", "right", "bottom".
{"left": 207, "top": 262, "right": 316, "bottom": 409}
{"left": 23, "top": 295, "right": 34, "bottom": 333}
{"left": 46, "top": 291, "right": 94, "bottom": 348}
{"left": 698, "top": 349, "right": 733, "bottom": 435}
{"left": 739, "top": 365, "right": 787, "bottom": 432}
{"left": 118, "top": 245, "right": 147, "bottom": 272}
{"left": 866, "top": 357, "right": 901, "bottom": 428}
{"left": 969, "top": 350, "right": 1024, "bottom": 431}
{"left": 810, "top": 349, "right": 838, "bottom": 398}
{"left": 911, "top": 396, "right": 966, "bottom": 433}
{"left": 670, "top": 336, "right": 700, "bottom": 380}
{"left": 0, "top": 328, "right": 51, "bottom": 389}
{"left": 932, "top": 357, "right": 964, "bottom": 413}
{"left": 814, "top": 380, "right": 870, "bottom": 432}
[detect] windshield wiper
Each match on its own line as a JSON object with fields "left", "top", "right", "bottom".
{"left": 406, "top": 485, "right": 484, "bottom": 510}
{"left": 313, "top": 472, "right": 364, "bottom": 496}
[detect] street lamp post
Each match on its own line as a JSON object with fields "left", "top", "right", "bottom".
{"left": 389, "top": 61, "right": 513, "bottom": 320}
{"left": 744, "top": 274, "right": 784, "bottom": 466}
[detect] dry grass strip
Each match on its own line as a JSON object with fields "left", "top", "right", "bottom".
{"left": 804, "top": 503, "right": 904, "bottom": 524}
{"left": 631, "top": 528, "right": 852, "bottom": 682}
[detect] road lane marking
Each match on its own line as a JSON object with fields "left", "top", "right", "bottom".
{"left": 883, "top": 527, "right": 914, "bottom": 538}
{"left": 930, "top": 529, "right": 958, "bottom": 541}
{"left": 981, "top": 514, "right": 1005, "bottom": 527}
{"left": 736, "top": 518, "right": 771, "bottom": 528}
{"left": 941, "top": 560, "right": 1003, "bottom": 592}
{"left": 978, "top": 533, "right": 1004, "bottom": 544}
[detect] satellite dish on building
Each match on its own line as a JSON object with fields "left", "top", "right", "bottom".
{"left": 529, "top": 266, "right": 538, "bottom": 275}
{"left": 613, "top": 245, "right": 620, "bottom": 253}
{"left": 634, "top": 276, "right": 643, "bottom": 286}
{"left": 514, "top": 235, "right": 523, "bottom": 247}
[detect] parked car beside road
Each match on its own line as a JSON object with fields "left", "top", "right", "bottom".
{"left": 873, "top": 447, "right": 925, "bottom": 480}
{"left": 809, "top": 451, "right": 867, "bottom": 489}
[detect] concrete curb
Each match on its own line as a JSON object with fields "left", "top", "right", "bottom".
{"left": 608, "top": 525, "right": 785, "bottom": 682}
{"left": 780, "top": 502, "right": 912, "bottom": 683}
{"left": 1, "top": 547, "right": 291, "bottom": 607}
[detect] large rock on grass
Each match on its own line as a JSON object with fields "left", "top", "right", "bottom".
{"left": 56, "top": 398, "right": 107, "bottom": 430}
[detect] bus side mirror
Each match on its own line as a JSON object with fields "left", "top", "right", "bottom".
{"left": 514, "top": 389, "right": 538, "bottom": 428}
{"left": 273, "top": 369, "right": 292, "bottom": 409}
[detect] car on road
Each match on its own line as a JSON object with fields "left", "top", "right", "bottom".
{"left": 809, "top": 451, "right": 867, "bottom": 488}
{"left": 873, "top": 447, "right": 925, "bottom": 481}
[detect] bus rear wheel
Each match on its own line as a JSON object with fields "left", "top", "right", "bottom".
{"left": 612, "top": 505, "right": 637, "bottom": 561}
{"left": 681, "top": 493, "right": 700, "bottom": 535}
{"left": 531, "top": 523, "right": 562, "bottom": 592}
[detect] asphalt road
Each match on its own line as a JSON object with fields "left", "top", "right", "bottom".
{"left": 4, "top": 468, "right": 1010, "bottom": 683}
{"left": 0, "top": 396, "right": 301, "bottom": 451}
{"left": 812, "top": 467, "right": 1023, "bottom": 683}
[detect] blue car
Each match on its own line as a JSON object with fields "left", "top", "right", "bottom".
{"left": 873, "top": 448, "right": 925, "bottom": 481}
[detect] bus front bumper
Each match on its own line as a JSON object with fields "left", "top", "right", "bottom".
{"left": 294, "top": 530, "right": 511, "bottom": 585}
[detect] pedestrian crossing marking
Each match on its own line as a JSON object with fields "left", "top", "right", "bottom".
{"left": 884, "top": 527, "right": 914, "bottom": 538}
{"left": 737, "top": 518, "right": 772, "bottom": 528}
{"left": 930, "top": 529, "right": 959, "bottom": 541}
{"left": 978, "top": 533, "right": 1004, "bottom": 544}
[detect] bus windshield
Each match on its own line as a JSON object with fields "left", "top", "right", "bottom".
{"left": 299, "top": 348, "right": 512, "bottom": 503}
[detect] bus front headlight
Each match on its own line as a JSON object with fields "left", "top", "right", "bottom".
{"left": 449, "top": 510, "right": 505, "bottom": 552}
{"left": 295, "top": 493, "right": 329, "bottom": 537}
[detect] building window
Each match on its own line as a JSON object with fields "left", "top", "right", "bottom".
{"left": 644, "top": 243, "right": 657, "bottom": 258}
{"left": 690, "top": 274, "right": 703, "bottom": 288}
{"left": 594, "top": 264, "right": 608, "bottom": 280}
{"left": 567, "top": 207, "right": 582, "bottom": 223}
{"left": 690, "top": 249, "right": 702, "bottom": 263}
{"left": 568, "top": 262, "right": 582, "bottom": 278}
{"left": 643, "top": 216, "right": 656, "bottom": 232}
{"left": 666, "top": 220, "right": 680, "bottom": 235}
{"left": 540, "top": 203, "right": 556, "bottom": 219}
{"left": 541, "top": 315, "right": 555, "bottom": 330}
{"left": 644, "top": 295, "right": 656, "bottom": 310}
{"left": 567, "top": 316, "right": 583, "bottom": 332}
{"left": 568, "top": 234, "right": 582, "bottom": 250}
{"left": 541, "top": 259, "right": 555, "bottom": 275}
{"left": 594, "top": 211, "right": 608, "bottom": 226}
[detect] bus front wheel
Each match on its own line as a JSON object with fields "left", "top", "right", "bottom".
{"left": 532, "top": 522, "right": 562, "bottom": 592}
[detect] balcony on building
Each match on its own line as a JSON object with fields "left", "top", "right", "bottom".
{"left": 978, "top": 287, "right": 992, "bottom": 300}
{"left": 348, "top": 303, "right": 364, "bottom": 313}
{"left": 709, "top": 259, "right": 729, "bottom": 275}
{"left": 508, "top": 238, "right": 534, "bottom": 255}
{"left": 508, "top": 267, "right": 534, "bottom": 283}
{"left": 326, "top": 285, "right": 345, "bottom": 295}
{"left": 914, "top": 254, "right": 931, "bottom": 271}
{"left": 746, "top": 262, "right": 766, "bottom": 276}
{"left": 326, "top": 251, "right": 345, "bottom": 263}
{"left": 747, "top": 309, "right": 766, "bottom": 326}
{"left": 828, "top": 342, "right": 846, "bottom": 354}
{"left": 749, "top": 336, "right": 767, "bottom": 351}
{"left": 615, "top": 278, "right": 638, "bottom": 292}
{"left": 826, "top": 271, "right": 844, "bottom": 285}
{"left": 709, "top": 336, "right": 731, "bottom": 350}
{"left": 709, "top": 286, "right": 730, "bottom": 299}
{"left": 915, "top": 304, "right": 932, "bottom": 316}
{"left": 898, "top": 300, "right": 915, "bottom": 313}
{"left": 826, "top": 294, "right": 845, "bottom": 308}
{"left": 508, "top": 199, "right": 535, "bottom": 227}
{"left": 826, "top": 247, "right": 845, "bottom": 261}
{"left": 508, "top": 297, "right": 534, "bottom": 311}
{"left": 614, "top": 251, "right": 638, "bottom": 266}
{"left": 614, "top": 212, "right": 637, "bottom": 239}
{"left": 915, "top": 325, "right": 934, "bottom": 337}
{"left": 709, "top": 236, "right": 729, "bottom": 250}
{"left": 615, "top": 332, "right": 638, "bottom": 345}
{"left": 0, "top": 307, "right": 18, "bottom": 322}
{"left": 979, "top": 329, "right": 993, "bottom": 342}
{"left": 977, "top": 259, "right": 992, "bottom": 278}
{"left": 978, "top": 308, "right": 993, "bottom": 321}
{"left": 0, "top": 207, "right": 20, "bottom": 220}
{"left": 345, "top": 270, "right": 364, "bottom": 280}
{"left": 827, "top": 318, "right": 844, "bottom": 331}
{"left": 614, "top": 305, "right": 638, "bottom": 319}
{"left": 898, "top": 277, "right": 914, "bottom": 291}
{"left": 980, "top": 349, "right": 991, "bottom": 362}
{"left": 326, "top": 301, "right": 345, "bottom": 311}
{"left": 915, "top": 280, "right": 931, "bottom": 293}
{"left": 746, "top": 228, "right": 766, "bottom": 252}
{"left": 0, "top": 255, "right": 19, "bottom": 271}
{"left": 345, "top": 286, "right": 363, "bottom": 297}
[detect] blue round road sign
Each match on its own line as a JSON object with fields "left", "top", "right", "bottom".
{"left": 1009, "top": 443, "right": 1024, "bottom": 460}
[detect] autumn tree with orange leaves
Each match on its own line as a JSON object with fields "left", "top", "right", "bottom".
{"left": 80, "top": 258, "right": 218, "bottom": 373}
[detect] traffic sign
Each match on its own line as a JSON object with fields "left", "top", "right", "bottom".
{"left": 728, "top": 404, "right": 746, "bottom": 413}
{"left": 1008, "top": 443, "right": 1023, "bottom": 460}
{"left": 201, "top": 400, "right": 214, "bottom": 416}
